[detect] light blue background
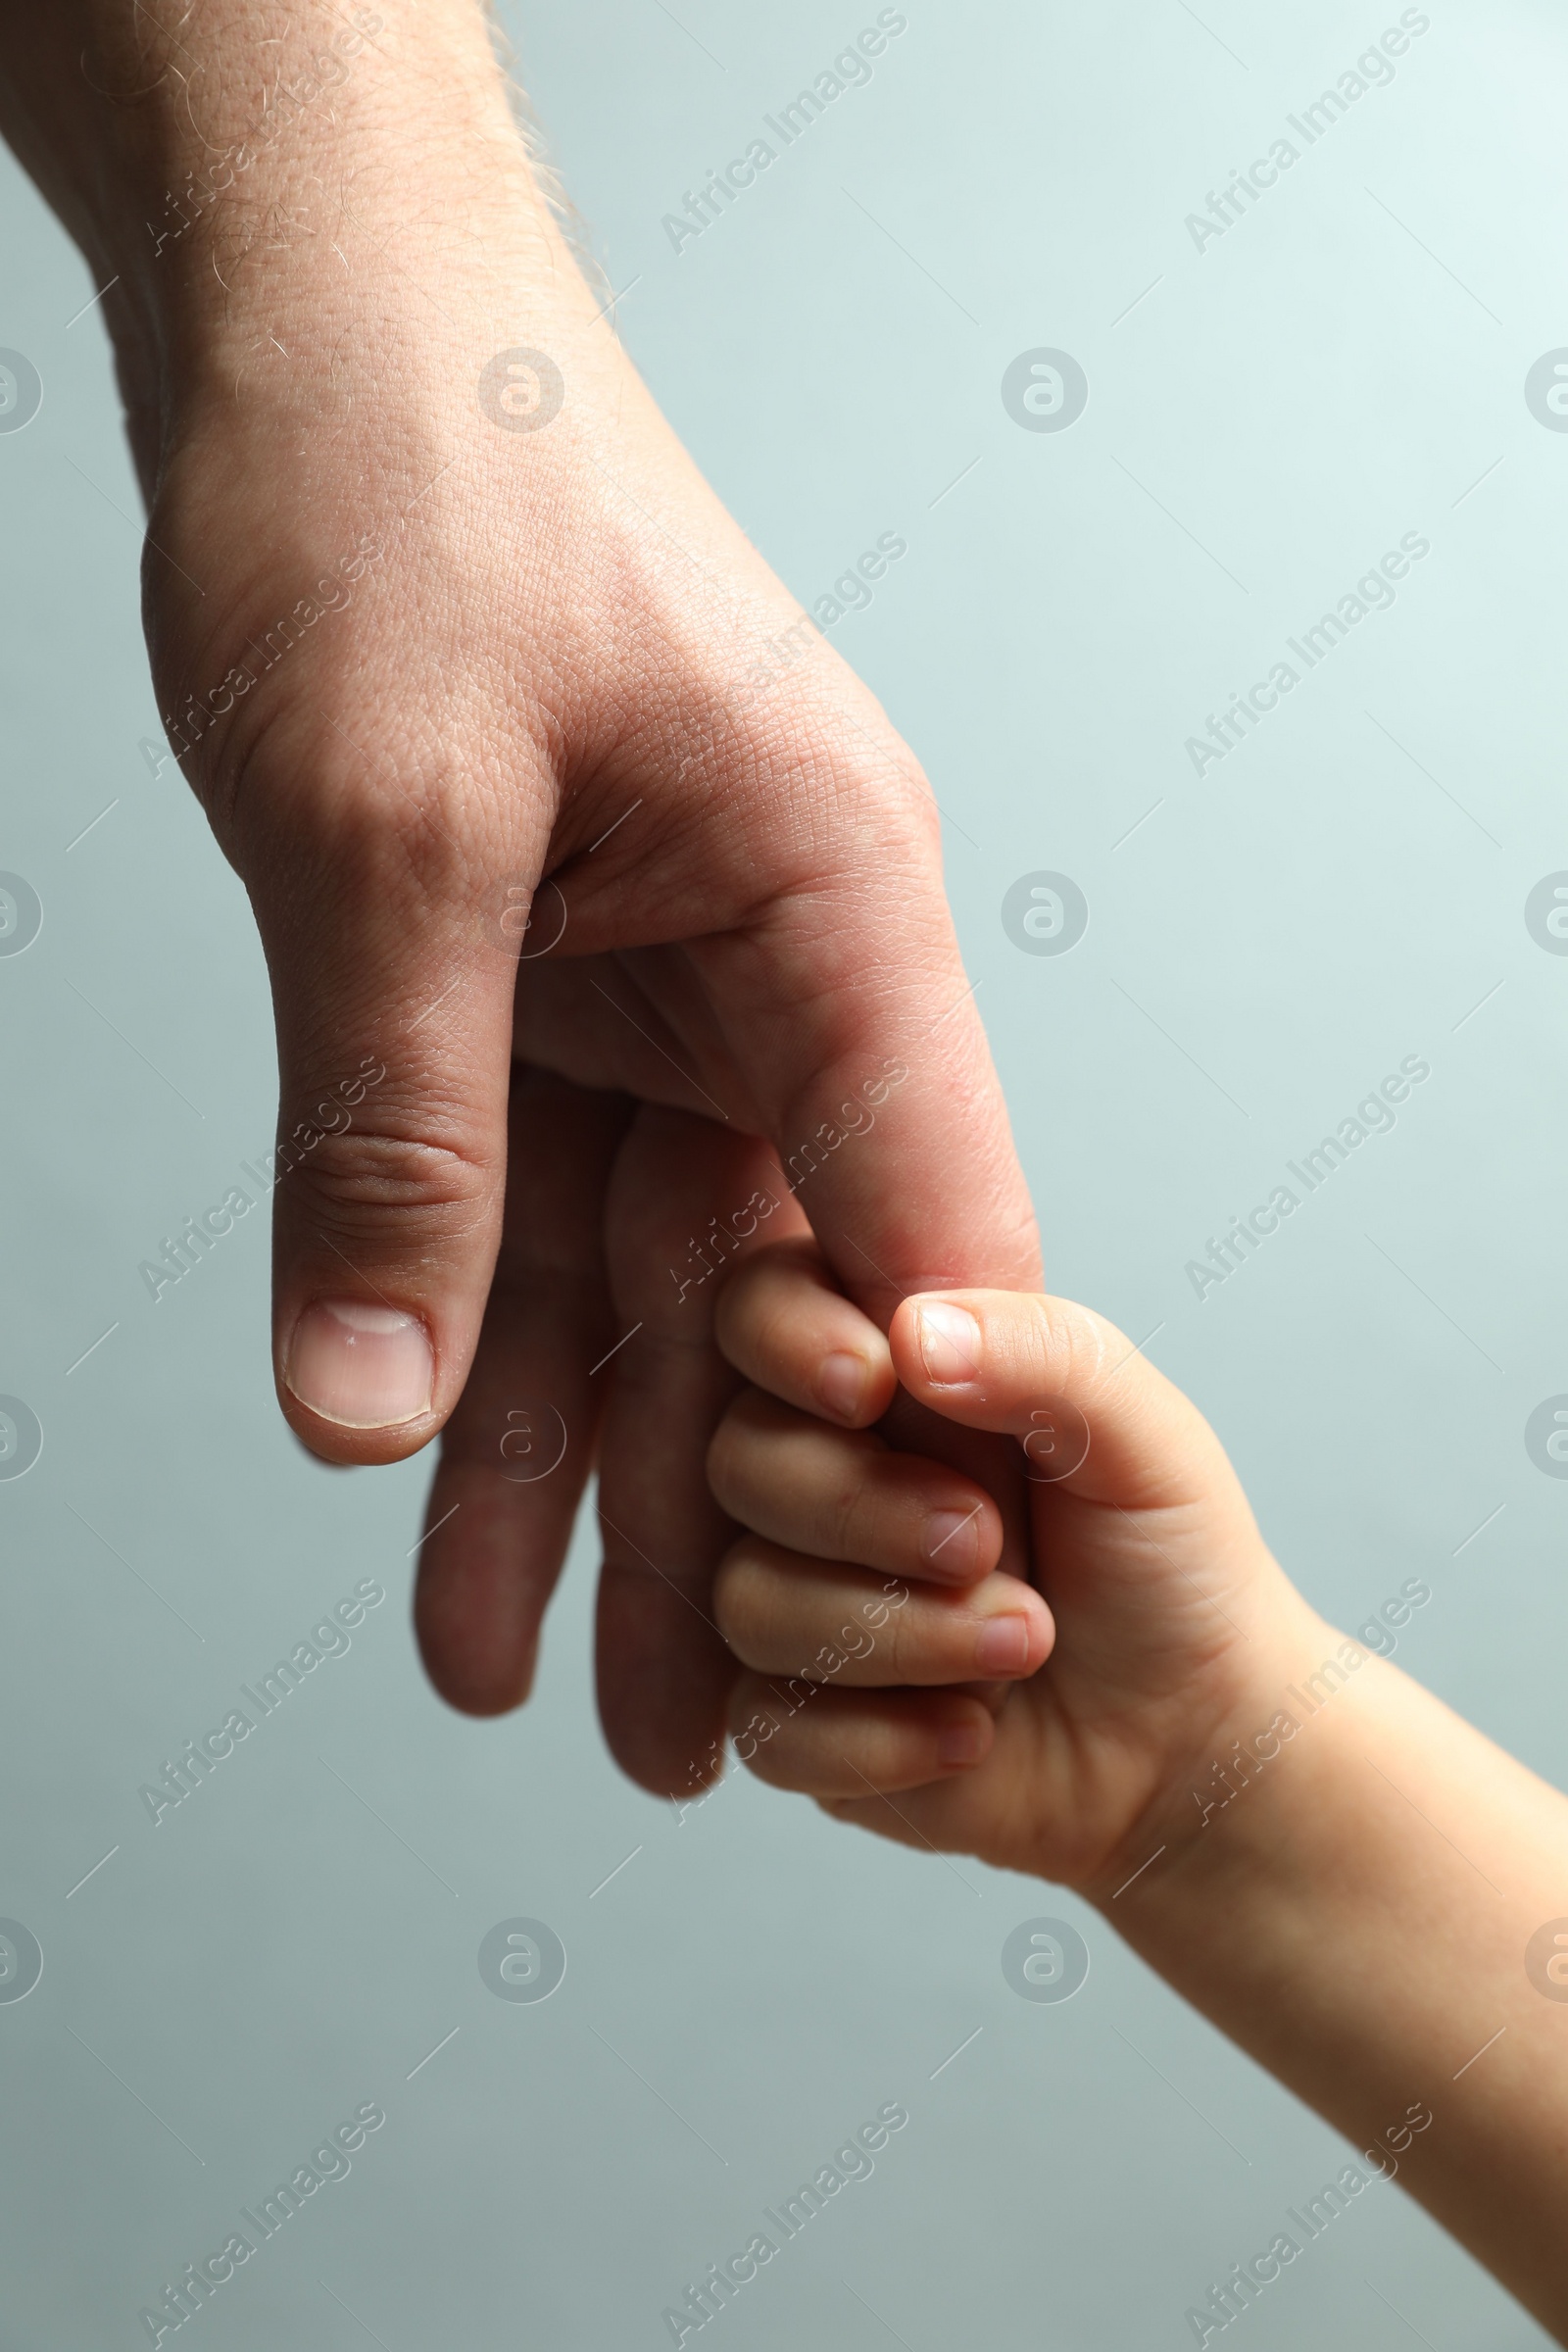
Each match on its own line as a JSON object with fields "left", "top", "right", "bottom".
{"left": 1, "top": 0, "right": 1563, "bottom": 2343}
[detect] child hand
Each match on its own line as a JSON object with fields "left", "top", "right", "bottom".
{"left": 707, "top": 1240, "right": 1324, "bottom": 1889}
{"left": 710, "top": 1242, "right": 1568, "bottom": 2332}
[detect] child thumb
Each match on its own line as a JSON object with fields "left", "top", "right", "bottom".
{"left": 888, "top": 1292, "right": 1234, "bottom": 1513}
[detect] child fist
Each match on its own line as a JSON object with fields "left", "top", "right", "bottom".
{"left": 707, "top": 1239, "right": 1323, "bottom": 1890}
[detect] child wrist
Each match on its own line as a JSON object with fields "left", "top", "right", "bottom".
{"left": 1087, "top": 1613, "right": 1378, "bottom": 1925}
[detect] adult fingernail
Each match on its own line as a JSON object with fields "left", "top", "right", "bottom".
{"left": 937, "top": 1717, "right": 988, "bottom": 1767}
{"left": 924, "top": 1507, "right": 979, "bottom": 1573}
{"left": 975, "top": 1615, "right": 1031, "bottom": 1674}
{"left": 285, "top": 1300, "right": 433, "bottom": 1429}
{"left": 818, "top": 1350, "right": 867, "bottom": 1422}
{"left": 913, "top": 1300, "right": 982, "bottom": 1387}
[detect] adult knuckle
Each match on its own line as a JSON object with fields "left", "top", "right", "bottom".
{"left": 741, "top": 700, "right": 939, "bottom": 877}
{"left": 208, "top": 702, "right": 498, "bottom": 916}
{"left": 822, "top": 752, "right": 940, "bottom": 875}
{"left": 283, "top": 1121, "right": 498, "bottom": 1243}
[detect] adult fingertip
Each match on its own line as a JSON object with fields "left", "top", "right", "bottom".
{"left": 283, "top": 1299, "right": 435, "bottom": 1432}
{"left": 430, "top": 1641, "right": 538, "bottom": 1719}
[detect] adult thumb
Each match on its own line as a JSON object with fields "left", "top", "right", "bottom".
{"left": 250, "top": 833, "right": 536, "bottom": 1465}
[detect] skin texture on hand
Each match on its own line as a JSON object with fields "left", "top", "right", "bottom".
{"left": 708, "top": 1258, "right": 1568, "bottom": 2336}
{"left": 0, "top": 0, "right": 1040, "bottom": 1793}
{"left": 710, "top": 1257, "right": 1304, "bottom": 1883}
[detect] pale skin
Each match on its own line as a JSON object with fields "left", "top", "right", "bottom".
{"left": 11, "top": 5, "right": 1562, "bottom": 2323}
{"left": 709, "top": 1239, "right": 1568, "bottom": 2338}
{"left": 0, "top": 3, "right": 1039, "bottom": 1788}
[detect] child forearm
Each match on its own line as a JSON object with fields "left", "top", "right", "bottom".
{"left": 1095, "top": 1615, "right": 1568, "bottom": 2336}
{"left": 701, "top": 1263, "right": 1568, "bottom": 2323}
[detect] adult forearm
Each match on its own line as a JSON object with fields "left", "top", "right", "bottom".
{"left": 1099, "top": 1621, "right": 1568, "bottom": 2334}
{"left": 0, "top": 1, "right": 563, "bottom": 462}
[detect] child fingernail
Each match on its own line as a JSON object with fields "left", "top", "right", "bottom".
{"left": 937, "top": 1718, "right": 988, "bottom": 1767}
{"left": 913, "top": 1300, "right": 982, "bottom": 1387}
{"left": 975, "top": 1615, "right": 1031, "bottom": 1674}
{"left": 818, "top": 1350, "right": 867, "bottom": 1421}
{"left": 924, "top": 1507, "right": 978, "bottom": 1572}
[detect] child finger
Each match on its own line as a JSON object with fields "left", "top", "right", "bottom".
{"left": 708, "top": 1387, "right": 1003, "bottom": 1585}
{"left": 726, "top": 1675, "right": 996, "bottom": 1795}
{"left": 713, "top": 1237, "right": 896, "bottom": 1427}
{"left": 713, "top": 1536, "right": 1054, "bottom": 1687}
{"left": 890, "top": 1289, "right": 1239, "bottom": 1511}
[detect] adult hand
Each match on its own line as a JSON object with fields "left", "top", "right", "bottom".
{"left": 1, "top": 0, "right": 1039, "bottom": 1791}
